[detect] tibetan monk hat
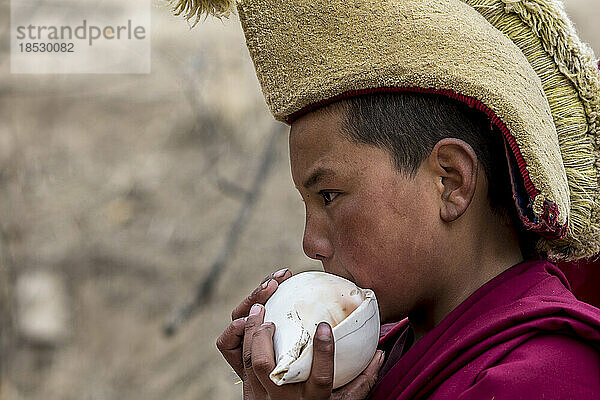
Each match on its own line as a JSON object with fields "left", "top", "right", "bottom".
{"left": 170, "top": 0, "right": 600, "bottom": 261}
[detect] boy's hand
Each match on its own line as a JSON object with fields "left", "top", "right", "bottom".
{"left": 247, "top": 314, "right": 384, "bottom": 400}
{"left": 216, "top": 267, "right": 383, "bottom": 400}
{"left": 215, "top": 268, "right": 292, "bottom": 396}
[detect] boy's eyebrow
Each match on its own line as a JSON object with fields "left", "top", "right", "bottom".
{"left": 303, "top": 167, "right": 335, "bottom": 189}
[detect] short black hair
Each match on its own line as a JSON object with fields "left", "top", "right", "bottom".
{"left": 324, "top": 92, "right": 539, "bottom": 256}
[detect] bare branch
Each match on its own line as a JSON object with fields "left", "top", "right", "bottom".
{"left": 163, "top": 123, "right": 284, "bottom": 336}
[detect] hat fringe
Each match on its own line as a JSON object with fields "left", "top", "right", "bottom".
{"left": 470, "top": 0, "right": 600, "bottom": 260}
{"left": 169, "top": 0, "right": 236, "bottom": 26}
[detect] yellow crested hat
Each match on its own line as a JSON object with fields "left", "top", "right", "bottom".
{"left": 170, "top": 0, "right": 600, "bottom": 261}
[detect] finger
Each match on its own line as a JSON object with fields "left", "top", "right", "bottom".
{"left": 262, "top": 267, "right": 292, "bottom": 285}
{"left": 232, "top": 268, "right": 291, "bottom": 321}
{"left": 216, "top": 317, "right": 246, "bottom": 378}
{"left": 272, "top": 267, "right": 292, "bottom": 284}
{"left": 243, "top": 304, "right": 268, "bottom": 398}
{"left": 250, "top": 322, "right": 280, "bottom": 393}
{"left": 232, "top": 279, "right": 278, "bottom": 321}
{"left": 305, "top": 322, "right": 335, "bottom": 399}
{"left": 243, "top": 370, "right": 269, "bottom": 400}
{"left": 332, "top": 350, "right": 385, "bottom": 400}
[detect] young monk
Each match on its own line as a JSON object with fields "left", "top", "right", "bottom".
{"left": 168, "top": 0, "right": 600, "bottom": 398}
{"left": 217, "top": 93, "right": 600, "bottom": 400}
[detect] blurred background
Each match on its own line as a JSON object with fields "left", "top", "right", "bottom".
{"left": 0, "top": 0, "right": 598, "bottom": 399}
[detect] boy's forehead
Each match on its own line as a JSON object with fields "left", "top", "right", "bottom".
{"left": 289, "top": 109, "right": 344, "bottom": 160}
{"left": 290, "top": 106, "right": 343, "bottom": 140}
{"left": 290, "top": 131, "right": 369, "bottom": 178}
{"left": 290, "top": 120, "right": 398, "bottom": 189}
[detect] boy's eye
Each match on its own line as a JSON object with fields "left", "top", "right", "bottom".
{"left": 319, "top": 191, "right": 339, "bottom": 206}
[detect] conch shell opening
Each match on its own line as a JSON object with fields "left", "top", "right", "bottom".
{"left": 263, "top": 271, "right": 380, "bottom": 389}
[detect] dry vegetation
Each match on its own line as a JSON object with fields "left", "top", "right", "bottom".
{"left": 0, "top": 0, "right": 597, "bottom": 399}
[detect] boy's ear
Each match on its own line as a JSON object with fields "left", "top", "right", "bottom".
{"left": 427, "top": 138, "right": 479, "bottom": 222}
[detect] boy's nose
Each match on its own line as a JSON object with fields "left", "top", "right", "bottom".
{"left": 302, "top": 211, "right": 333, "bottom": 261}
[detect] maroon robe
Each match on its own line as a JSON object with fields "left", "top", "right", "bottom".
{"left": 558, "top": 258, "right": 600, "bottom": 309}
{"left": 369, "top": 259, "right": 600, "bottom": 399}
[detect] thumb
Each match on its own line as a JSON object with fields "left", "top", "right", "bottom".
{"left": 332, "top": 350, "right": 385, "bottom": 400}
{"left": 305, "top": 322, "right": 335, "bottom": 399}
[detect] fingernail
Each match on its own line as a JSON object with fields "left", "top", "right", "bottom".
{"left": 377, "top": 350, "right": 385, "bottom": 364}
{"left": 261, "top": 279, "right": 272, "bottom": 290}
{"left": 273, "top": 268, "right": 288, "bottom": 278}
{"left": 250, "top": 304, "right": 262, "bottom": 315}
{"left": 316, "top": 322, "right": 331, "bottom": 341}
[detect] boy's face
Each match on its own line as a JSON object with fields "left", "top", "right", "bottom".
{"left": 289, "top": 107, "right": 446, "bottom": 323}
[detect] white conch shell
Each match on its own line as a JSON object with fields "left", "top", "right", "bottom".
{"left": 263, "top": 271, "right": 380, "bottom": 389}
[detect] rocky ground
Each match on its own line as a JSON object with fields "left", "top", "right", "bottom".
{"left": 0, "top": 0, "right": 598, "bottom": 399}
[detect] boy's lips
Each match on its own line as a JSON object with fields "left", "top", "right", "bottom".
{"left": 322, "top": 262, "right": 357, "bottom": 285}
